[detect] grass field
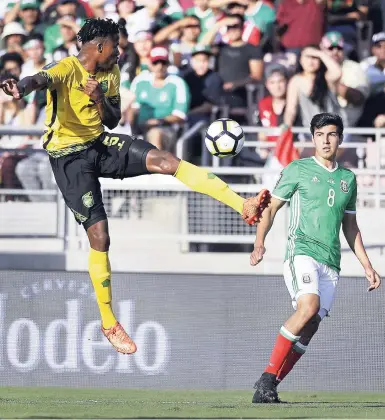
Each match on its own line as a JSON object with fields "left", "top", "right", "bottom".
{"left": 1, "top": 388, "right": 385, "bottom": 419}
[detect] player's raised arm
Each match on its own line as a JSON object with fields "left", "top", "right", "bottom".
{"left": 0, "top": 73, "right": 48, "bottom": 100}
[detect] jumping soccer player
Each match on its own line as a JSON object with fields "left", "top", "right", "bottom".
{"left": 250, "top": 113, "right": 381, "bottom": 403}
{"left": 0, "top": 18, "right": 270, "bottom": 355}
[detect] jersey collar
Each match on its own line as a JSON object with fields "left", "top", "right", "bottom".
{"left": 312, "top": 156, "right": 338, "bottom": 173}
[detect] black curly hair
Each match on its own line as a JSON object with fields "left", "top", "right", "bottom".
{"left": 77, "top": 18, "right": 121, "bottom": 44}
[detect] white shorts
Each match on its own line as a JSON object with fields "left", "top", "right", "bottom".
{"left": 283, "top": 255, "right": 339, "bottom": 318}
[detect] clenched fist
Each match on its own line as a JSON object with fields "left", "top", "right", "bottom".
{"left": 80, "top": 77, "right": 104, "bottom": 103}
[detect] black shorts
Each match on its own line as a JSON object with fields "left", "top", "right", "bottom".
{"left": 49, "top": 132, "right": 156, "bottom": 230}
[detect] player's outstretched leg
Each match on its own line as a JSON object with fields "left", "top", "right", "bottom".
{"left": 145, "top": 150, "right": 271, "bottom": 224}
{"left": 87, "top": 220, "right": 137, "bottom": 355}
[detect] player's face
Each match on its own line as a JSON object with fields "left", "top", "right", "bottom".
{"left": 98, "top": 34, "right": 120, "bottom": 71}
{"left": 191, "top": 53, "right": 209, "bottom": 76}
{"left": 265, "top": 72, "right": 287, "bottom": 99}
{"left": 312, "top": 124, "right": 342, "bottom": 160}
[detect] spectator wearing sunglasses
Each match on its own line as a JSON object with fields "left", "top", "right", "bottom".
{"left": 321, "top": 31, "right": 369, "bottom": 127}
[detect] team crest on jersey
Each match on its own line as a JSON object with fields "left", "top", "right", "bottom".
{"left": 100, "top": 80, "right": 108, "bottom": 94}
{"left": 302, "top": 274, "right": 311, "bottom": 284}
{"left": 82, "top": 191, "right": 94, "bottom": 208}
{"left": 340, "top": 180, "right": 349, "bottom": 193}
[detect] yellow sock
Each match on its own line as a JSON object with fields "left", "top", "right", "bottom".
{"left": 174, "top": 160, "right": 244, "bottom": 214}
{"left": 88, "top": 248, "right": 117, "bottom": 329}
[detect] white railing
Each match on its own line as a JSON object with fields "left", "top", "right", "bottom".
{"left": 0, "top": 125, "right": 384, "bottom": 251}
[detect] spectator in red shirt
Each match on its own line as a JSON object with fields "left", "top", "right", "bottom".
{"left": 277, "top": 0, "right": 326, "bottom": 54}
{"left": 258, "top": 64, "right": 288, "bottom": 142}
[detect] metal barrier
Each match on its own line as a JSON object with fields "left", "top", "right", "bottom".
{"left": 0, "top": 125, "right": 384, "bottom": 251}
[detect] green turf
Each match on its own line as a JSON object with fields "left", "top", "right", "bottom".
{"left": 1, "top": 387, "right": 385, "bottom": 419}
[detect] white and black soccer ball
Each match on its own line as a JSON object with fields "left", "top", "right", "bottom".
{"left": 204, "top": 118, "right": 245, "bottom": 157}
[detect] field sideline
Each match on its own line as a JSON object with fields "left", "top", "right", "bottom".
{"left": 1, "top": 387, "right": 385, "bottom": 419}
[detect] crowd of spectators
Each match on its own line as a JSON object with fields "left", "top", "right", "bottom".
{"left": 0, "top": 0, "right": 385, "bottom": 200}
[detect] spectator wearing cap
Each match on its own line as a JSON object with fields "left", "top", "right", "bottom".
{"left": 321, "top": 31, "right": 369, "bottom": 127}
{"left": 51, "top": 15, "right": 80, "bottom": 62}
{"left": 327, "top": 0, "right": 369, "bottom": 52}
{"left": 360, "top": 32, "right": 385, "bottom": 95}
{"left": 43, "top": 0, "right": 84, "bottom": 55}
{"left": 258, "top": 64, "right": 288, "bottom": 144}
{"left": 202, "top": 14, "right": 263, "bottom": 109}
{"left": 4, "top": 0, "right": 41, "bottom": 25}
{"left": 184, "top": 45, "right": 222, "bottom": 115}
{"left": 4, "top": 0, "right": 42, "bottom": 37}
{"left": 154, "top": 15, "right": 202, "bottom": 69}
{"left": 186, "top": 0, "right": 217, "bottom": 41}
{"left": 128, "top": 46, "right": 190, "bottom": 151}
{"left": 277, "top": 0, "right": 326, "bottom": 54}
{"left": 0, "top": 22, "right": 27, "bottom": 58}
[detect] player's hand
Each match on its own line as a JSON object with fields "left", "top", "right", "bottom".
{"left": 250, "top": 244, "right": 266, "bottom": 266}
{"left": 81, "top": 77, "right": 104, "bottom": 102}
{"left": 365, "top": 267, "right": 381, "bottom": 292}
{"left": 0, "top": 79, "right": 23, "bottom": 99}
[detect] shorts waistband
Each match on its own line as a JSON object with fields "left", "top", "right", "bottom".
{"left": 46, "top": 137, "right": 100, "bottom": 158}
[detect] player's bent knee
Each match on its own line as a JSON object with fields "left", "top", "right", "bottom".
{"left": 86, "top": 220, "right": 110, "bottom": 251}
{"left": 146, "top": 149, "right": 180, "bottom": 175}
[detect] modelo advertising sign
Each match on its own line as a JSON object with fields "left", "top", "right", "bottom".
{"left": 0, "top": 271, "right": 383, "bottom": 391}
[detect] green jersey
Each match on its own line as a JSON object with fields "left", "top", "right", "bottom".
{"left": 273, "top": 157, "right": 357, "bottom": 272}
{"left": 186, "top": 7, "right": 216, "bottom": 41}
{"left": 131, "top": 73, "right": 190, "bottom": 124}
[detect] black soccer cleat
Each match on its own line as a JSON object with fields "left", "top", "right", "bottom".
{"left": 252, "top": 372, "right": 281, "bottom": 404}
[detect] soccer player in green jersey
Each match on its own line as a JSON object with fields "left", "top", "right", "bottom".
{"left": 250, "top": 113, "right": 381, "bottom": 404}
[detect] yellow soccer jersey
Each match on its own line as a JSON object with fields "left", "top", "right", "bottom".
{"left": 39, "top": 56, "right": 120, "bottom": 156}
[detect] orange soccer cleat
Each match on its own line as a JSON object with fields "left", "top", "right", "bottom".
{"left": 102, "top": 322, "right": 137, "bottom": 354}
{"left": 242, "top": 189, "right": 271, "bottom": 225}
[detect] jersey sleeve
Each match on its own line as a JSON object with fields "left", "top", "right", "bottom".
{"left": 272, "top": 162, "right": 299, "bottom": 201}
{"left": 171, "top": 77, "right": 190, "bottom": 120}
{"left": 345, "top": 175, "right": 357, "bottom": 214}
{"left": 107, "top": 65, "right": 121, "bottom": 105}
{"left": 39, "top": 60, "right": 72, "bottom": 87}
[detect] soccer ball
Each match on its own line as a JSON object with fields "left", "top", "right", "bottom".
{"left": 204, "top": 118, "right": 245, "bottom": 157}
